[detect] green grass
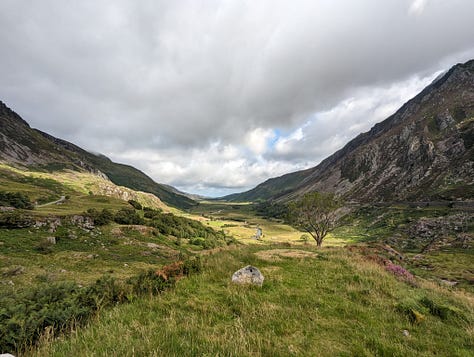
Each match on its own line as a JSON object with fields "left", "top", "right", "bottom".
{"left": 0, "top": 223, "right": 185, "bottom": 289}
{"left": 30, "top": 245, "right": 473, "bottom": 356}
{"left": 34, "top": 194, "right": 129, "bottom": 216}
{"left": 1, "top": 165, "right": 472, "bottom": 356}
{"left": 0, "top": 164, "right": 167, "bottom": 213}
{"left": 407, "top": 248, "right": 474, "bottom": 293}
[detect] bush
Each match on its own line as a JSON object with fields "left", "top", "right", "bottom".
{"left": 128, "top": 269, "right": 170, "bottom": 295}
{"left": 128, "top": 200, "right": 143, "bottom": 210}
{"left": 114, "top": 208, "right": 144, "bottom": 225}
{"left": 0, "top": 256, "right": 202, "bottom": 353}
{"left": 300, "top": 234, "right": 310, "bottom": 243}
{"left": 34, "top": 239, "right": 55, "bottom": 254}
{"left": 86, "top": 208, "right": 114, "bottom": 226}
{"left": 148, "top": 212, "right": 226, "bottom": 245}
{"left": 144, "top": 208, "right": 161, "bottom": 219}
{"left": 0, "top": 191, "right": 34, "bottom": 209}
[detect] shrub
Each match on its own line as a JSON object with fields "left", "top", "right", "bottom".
{"left": 144, "top": 209, "right": 161, "bottom": 219}
{"left": 128, "top": 200, "right": 143, "bottom": 210}
{"left": 114, "top": 208, "right": 144, "bottom": 225}
{"left": 148, "top": 212, "right": 226, "bottom": 244}
{"left": 300, "top": 234, "right": 310, "bottom": 244}
{"left": 85, "top": 208, "right": 114, "bottom": 226}
{"left": 128, "top": 269, "right": 170, "bottom": 295}
{"left": 0, "top": 257, "right": 202, "bottom": 354}
{"left": 35, "top": 239, "right": 55, "bottom": 254}
{"left": 385, "top": 262, "right": 415, "bottom": 282}
{"left": 0, "top": 191, "right": 34, "bottom": 209}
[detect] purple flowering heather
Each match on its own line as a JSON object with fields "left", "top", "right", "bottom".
{"left": 385, "top": 262, "right": 415, "bottom": 281}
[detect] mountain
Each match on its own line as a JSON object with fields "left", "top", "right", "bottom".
{"left": 225, "top": 59, "right": 474, "bottom": 203}
{"left": 0, "top": 101, "right": 196, "bottom": 209}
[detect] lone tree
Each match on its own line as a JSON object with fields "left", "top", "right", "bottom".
{"left": 288, "top": 192, "right": 341, "bottom": 247}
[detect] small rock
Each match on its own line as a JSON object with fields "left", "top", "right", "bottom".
{"left": 147, "top": 242, "right": 160, "bottom": 249}
{"left": 440, "top": 279, "right": 458, "bottom": 287}
{"left": 231, "top": 265, "right": 264, "bottom": 286}
{"left": 59, "top": 269, "right": 67, "bottom": 273}
{"left": 2, "top": 266, "right": 24, "bottom": 277}
{"left": 46, "top": 236, "right": 56, "bottom": 244}
{"left": 124, "top": 263, "right": 129, "bottom": 267}
{"left": 402, "top": 330, "right": 410, "bottom": 337}
{"left": 1, "top": 353, "right": 16, "bottom": 357}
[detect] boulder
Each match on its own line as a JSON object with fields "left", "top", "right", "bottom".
{"left": 231, "top": 265, "right": 264, "bottom": 286}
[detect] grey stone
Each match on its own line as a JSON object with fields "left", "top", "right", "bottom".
{"left": 231, "top": 265, "right": 264, "bottom": 286}
{"left": 440, "top": 279, "right": 458, "bottom": 287}
{"left": 46, "top": 236, "right": 56, "bottom": 244}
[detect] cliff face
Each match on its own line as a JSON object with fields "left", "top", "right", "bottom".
{"left": 226, "top": 60, "right": 474, "bottom": 203}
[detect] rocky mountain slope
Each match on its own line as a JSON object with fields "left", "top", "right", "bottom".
{"left": 225, "top": 59, "right": 474, "bottom": 203}
{"left": 0, "top": 101, "right": 196, "bottom": 208}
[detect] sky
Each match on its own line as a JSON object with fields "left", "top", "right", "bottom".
{"left": 1, "top": 0, "right": 474, "bottom": 197}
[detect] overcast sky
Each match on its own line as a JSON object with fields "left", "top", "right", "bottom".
{"left": 1, "top": 0, "right": 474, "bottom": 196}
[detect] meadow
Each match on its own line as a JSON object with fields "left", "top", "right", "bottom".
{"left": 31, "top": 245, "right": 473, "bottom": 357}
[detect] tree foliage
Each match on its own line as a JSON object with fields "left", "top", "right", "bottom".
{"left": 0, "top": 191, "right": 34, "bottom": 209}
{"left": 287, "top": 192, "right": 341, "bottom": 247}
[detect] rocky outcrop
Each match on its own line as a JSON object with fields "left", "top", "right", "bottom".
{"left": 34, "top": 215, "right": 95, "bottom": 232}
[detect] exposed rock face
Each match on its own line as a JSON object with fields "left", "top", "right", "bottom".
{"left": 382, "top": 212, "right": 473, "bottom": 252}
{"left": 68, "top": 215, "right": 95, "bottom": 230}
{"left": 231, "top": 265, "right": 264, "bottom": 286}
{"left": 226, "top": 59, "right": 474, "bottom": 203}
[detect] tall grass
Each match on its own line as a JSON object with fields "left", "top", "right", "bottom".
{"left": 31, "top": 245, "right": 473, "bottom": 356}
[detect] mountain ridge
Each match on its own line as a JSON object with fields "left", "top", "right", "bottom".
{"left": 0, "top": 101, "right": 196, "bottom": 209}
{"left": 224, "top": 59, "right": 474, "bottom": 203}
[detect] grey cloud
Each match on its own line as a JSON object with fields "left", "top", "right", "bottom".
{"left": 0, "top": 0, "right": 474, "bottom": 195}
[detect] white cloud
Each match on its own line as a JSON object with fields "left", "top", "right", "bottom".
{"left": 266, "top": 71, "right": 442, "bottom": 164}
{"left": 409, "top": 0, "right": 429, "bottom": 15}
{"left": 244, "top": 128, "right": 275, "bottom": 155}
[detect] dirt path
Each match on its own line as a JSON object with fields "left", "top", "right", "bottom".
{"left": 36, "top": 195, "right": 66, "bottom": 207}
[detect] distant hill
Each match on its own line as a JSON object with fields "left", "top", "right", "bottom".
{"left": 0, "top": 102, "right": 196, "bottom": 209}
{"left": 225, "top": 59, "right": 474, "bottom": 203}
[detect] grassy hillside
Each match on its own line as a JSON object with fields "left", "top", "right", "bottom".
{"left": 33, "top": 130, "right": 197, "bottom": 209}
{"left": 0, "top": 100, "right": 196, "bottom": 209}
{"left": 31, "top": 245, "right": 473, "bottom": 356}
{"left": 222, "top": 169, "right": 311, "bottom": 202}
{"left": 0, "top": 165, "right": 230, "bottom": 292}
